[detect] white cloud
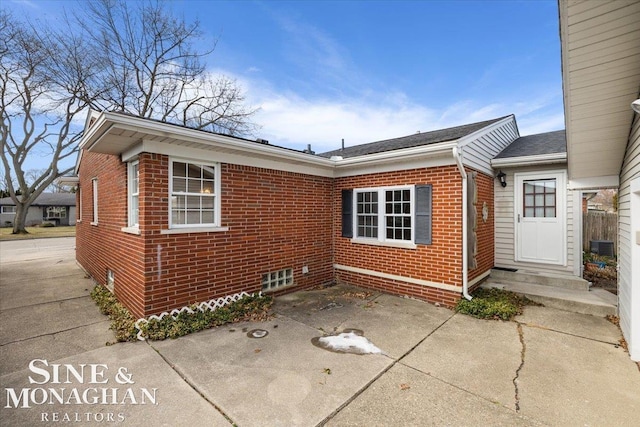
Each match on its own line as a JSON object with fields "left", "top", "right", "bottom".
{"left": 216, "top": 67, "right": 564, "bottom": 153}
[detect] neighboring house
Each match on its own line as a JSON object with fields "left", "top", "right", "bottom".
{"left": 0, "top": 193, "right": 77, "bottom": 227}
{"left": 490, "top": 130, "right": 583, "bottom": 277}
{"left": 73, "top": 110, "right": 520, "bottom": 319}
{"left": 559, "top": 0, "right": 640, "bottom": 361}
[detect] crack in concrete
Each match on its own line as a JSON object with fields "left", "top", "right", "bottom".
{"left": 316, "top": 310, "right": 457, "bottom": 426}
{"left": 513, "top": 322, "right": 526, "bottom": 412}
{"left": 0, "top": 319, "right": 110, "bottom": 346}
{"left": 148, "top": 342, "right": 237, "bottom": 426}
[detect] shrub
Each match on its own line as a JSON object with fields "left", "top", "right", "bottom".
{"left": 140, "top": 294, "right": 273, "bottom": 340}
{"left": 90, "top": 285, "right": 273, "bottom": 342}
{"left": 455, "top": 287, "right": 537, "bottom": 321}
{"left": 90, "top": 285, "right": 137, "bottom": 342}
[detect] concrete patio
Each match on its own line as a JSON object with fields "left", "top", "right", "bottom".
{"left": 1, "top": 238, "right": 638, "bottom": 426}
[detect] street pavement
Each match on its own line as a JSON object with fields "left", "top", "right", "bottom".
{"left": 1, "top": 237, "right": 638, "bottom": 426}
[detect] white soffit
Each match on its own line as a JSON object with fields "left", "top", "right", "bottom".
{"left": 560, "top": 0, "right": 640, "bottom": 182}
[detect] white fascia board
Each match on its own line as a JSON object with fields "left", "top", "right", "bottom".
{"left": 56, "top": 176, "right": 79, "bottom": 185}
{"left": 457, "top": 115, "right": 517, "bottom": 148}
{"left": 334, "top": 155, "right": 456, "bottom": 178}
{"left": 126, "top": 140, "right": 336, "bottom": 178}
{"left": 334, "top": 141, "right": 458, "bottom": 168}
{"left": 82, "top": 111, "right": 335, "bottom": 172}
{"left": 491, "top": 153, "right": 567, "bottom": 168}
{"left": 568, "top": 175, "right": 619, "bottom": 190}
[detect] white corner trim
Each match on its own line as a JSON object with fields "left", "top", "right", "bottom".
{"left": 334, "top": 264, "right": 461, "bottom": 293}
{"left": 121, "top": 226, "right": 141, "bottom": 235}
{"left": 160, "top": 226, "right": 229, "bottom": 235}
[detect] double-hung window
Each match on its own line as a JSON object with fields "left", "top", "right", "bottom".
{"left": 170, "top": 160, "right": 220, "bottom": 228}
{"left": 343, "top": 185, "right": 432, "bottom": 247}
{"left": 127, "top": 161, "right": 139, "bottom": 227}
{"left": 354, "top": 186, "right": 414, "bottom": 243}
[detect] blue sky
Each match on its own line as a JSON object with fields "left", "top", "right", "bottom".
{"left": 5, "top": 0, "right": 563, "bottom": 170}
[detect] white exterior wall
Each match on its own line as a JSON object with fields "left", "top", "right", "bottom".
{"left": 618, "top": 114, "right": 640, "bottom": 361}
{"left": 461, "top": 117, "right": 519, "bottom": 175}
{"left": 494, "top": 164, "right": 579, "bottom": 276}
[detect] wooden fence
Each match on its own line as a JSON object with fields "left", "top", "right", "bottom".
{"left": 583, "top": 211, "right": 618, "bottom": 255}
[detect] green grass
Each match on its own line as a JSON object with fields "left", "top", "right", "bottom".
{"left": 455, "top": 287, "right": 539, "bottom": 321}
{"left": 0, "top": 225, "right": 76, "bottom": 240}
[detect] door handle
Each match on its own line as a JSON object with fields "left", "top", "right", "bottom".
{"left": 518, "top": 214, "right": 521, "bottom": 223}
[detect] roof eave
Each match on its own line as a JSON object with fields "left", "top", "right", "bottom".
{"left": 333, "top": 141, "right": 458, "bottom": 168}
{"left": 80, "top": 111, "right": 336, "bottom": 170}
{"left": 491, "top": 153, "right": 567, "bottom": 168}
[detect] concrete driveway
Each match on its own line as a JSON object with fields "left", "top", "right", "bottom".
{"left": 1, "top": 237, "right": 639, "bottom": 426}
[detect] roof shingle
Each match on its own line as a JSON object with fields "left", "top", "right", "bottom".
{"left": 319, "top": 116, "right": 511, "bottom": 159}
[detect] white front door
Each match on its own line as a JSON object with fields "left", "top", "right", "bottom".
{"left": 515, "top": 171, "right": 566, "bottom": 265}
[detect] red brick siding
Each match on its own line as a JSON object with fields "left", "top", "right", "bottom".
{"left": 335, "top": 269, "right": 461, "bottom": 308}
{"left": 333, "top": 166, "right": 464, "bottom": 305}
{"left": 469, "top": 170, "right": 495, "bottom": 283}
{"left": 76, "top": 152, "right": 147, "bottom": 317}
{"left": 77, "top": 151, "right": 334, "bottom": 318}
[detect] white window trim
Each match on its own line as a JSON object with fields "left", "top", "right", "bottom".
{"left": 127, "top": 160, "right": 139, "bottom": 229}
{"left": 351, "top": 185, "right": 416, "bottom": 248}
{"left": 1, "top": 206, "right": 16, "bottom": 214}
{"left": 168, "top": 158, "right": 222, "bottom": 229}
{"left": 91, "top": 178, "right": 98, "bottom": 225}
{"left": 77, "top": 187, "right": 82, "bottom": 222}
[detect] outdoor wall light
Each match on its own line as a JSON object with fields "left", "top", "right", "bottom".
{"left": 496, "top": 170, "right": 507, "bottom": 188}
{"left": 632, "top": 99, "right": 640, "bottom": 114}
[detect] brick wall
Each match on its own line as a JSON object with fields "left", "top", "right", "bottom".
{"left": 77, "top": 151, "right": 334, "bottom": 318}
{"left": 76, "top": 152, "right": 147, "bottom": 316}
{"left": 77, "top": 150, "right": 495, "bottom": 316}
{"left": 333, "top": 165, "right": 464, "bottom": 307}
{"left": 469, "top": 170, "right": 495, "bottom": 284}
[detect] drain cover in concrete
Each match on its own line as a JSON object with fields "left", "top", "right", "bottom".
{"left": 247, "top": 329, "right": 269, "bottom": 338}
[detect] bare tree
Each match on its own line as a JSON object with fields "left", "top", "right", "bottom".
{"left": 1, "top": 12, "right": 91, "bottom": 233}
{"left": 82, "top": 0, "right": 257, "bottom": 135}
{"left": 1, "top": 0, "right": 257, "bottom": 234}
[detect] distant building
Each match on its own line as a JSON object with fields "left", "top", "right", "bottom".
{"left": 0, "top": 193, "right": 77, "bottom": 227}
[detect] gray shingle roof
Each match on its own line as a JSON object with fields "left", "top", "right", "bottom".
{"left": 494, "top": 130, "right": 566, "bottom": 159}
{"left": 319, "top": 116, "right": 511, "bottom": 159}
{"left": 0, "top": 192, "right": 76, "bottom": 206}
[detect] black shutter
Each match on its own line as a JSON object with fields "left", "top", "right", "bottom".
{"left": 415, "top": 185, "right": 432, "bottom": 245}
{"left": 341, "top": 189, "right": 353, "bottom": 238}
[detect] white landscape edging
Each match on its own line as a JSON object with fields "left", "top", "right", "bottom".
{"left": 134, "top": 291, "right": 260, "bottom": 341}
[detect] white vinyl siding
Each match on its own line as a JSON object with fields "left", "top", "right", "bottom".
{"left": 460, "top": 117, "right": 519, "bottom": 175}
{"left": 494, "top": 164, "right": 578, "bottom": 276}
{"left": 618, "top": 115, "right": 640, "bottom": 361}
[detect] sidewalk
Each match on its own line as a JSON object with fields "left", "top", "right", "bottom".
{"left": 1, "top": 238, "right": 639, "bottom": 426}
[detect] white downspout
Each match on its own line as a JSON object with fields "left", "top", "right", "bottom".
{"left": 453, "top": 146, "right": 472, "bottom": 300}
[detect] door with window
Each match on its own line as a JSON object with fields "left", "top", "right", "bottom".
{"left": 515, "top": 171, "right": 566, "bottom": 265}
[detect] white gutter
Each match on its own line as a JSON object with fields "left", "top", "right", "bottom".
{"left": 491, "top": 152, "right": 567, "bottom": 168}
{"left": 452, "top": 146, "right": 472, "bottom": 301}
